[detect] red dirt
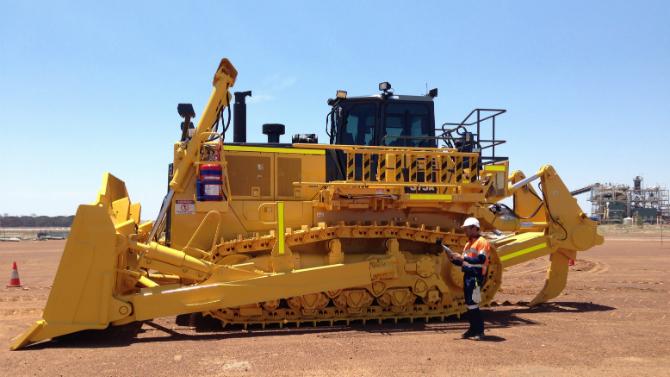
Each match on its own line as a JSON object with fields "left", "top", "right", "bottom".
{"left": 1, "top": 239, "right": 669, "bottom": 376}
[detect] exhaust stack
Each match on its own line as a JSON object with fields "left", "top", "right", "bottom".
{"left": 233, "top": 91, "right": 252, "bottom": 143}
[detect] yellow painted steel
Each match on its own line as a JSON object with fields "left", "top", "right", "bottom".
{"left": 277, "top": 201, "right": 285, "bottom": 255}
{"left": 10, "top": 57, "right": 606, "bottom": 350}
{"left": 408, "top": 193, "right": 453, "bottom": 201}
{"left": 137, "top": 276, "right": 159, "bottom": 288}
{"left": 362, "top": 154, "right": 371, "bottom": 181}
{"left": 346, "top": 153, "right": 355, "bottom": 181}
{"left": 499, "top": 242, "right": 548, "bottom": 263}
{"left": 132, "top": 240, "right": 212, "bottom": 274}
{"left": 223, "top": 145, "right": 325, "bottom": 155}
{"left": 483, "top": 164, "right": 506, "bottom": 171}
{"left": 170, "top": 59, "right": 237, "bottom": 193}
{"left": 528, "top": 249, "right": 572, "bottom": 306}
{"left": 123, "top": 262, "right": 377, "bottom": 322}
{"left": 9, "top": 174, "right": 389, "bottom": 350}
{"left": 10, "top": 176, "right": 134, "bottom": 350}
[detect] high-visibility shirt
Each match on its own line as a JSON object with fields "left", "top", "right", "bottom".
{"left": 462, "top": 236, "right": 491, "bottom": 276}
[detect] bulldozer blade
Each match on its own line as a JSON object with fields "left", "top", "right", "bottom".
{"left": 528, "top": 249, "right": 573, "bottom": 306}
{"left": 10, "top": 176, "right": 132, "bottom": 350}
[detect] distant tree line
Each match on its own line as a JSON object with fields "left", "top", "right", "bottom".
{"left": 0, "top": 215, "right": 74, "bottom": 227}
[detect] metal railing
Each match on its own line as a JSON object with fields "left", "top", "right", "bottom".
{"left": 296, "top": 144, "right": 481, "bottom": 192}
{"left": 439, "top": 108, "right": 507, "bottom": 164}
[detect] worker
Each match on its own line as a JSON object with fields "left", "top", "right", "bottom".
{"left": 437, "top": 217, "right": 490, "bottom": 340}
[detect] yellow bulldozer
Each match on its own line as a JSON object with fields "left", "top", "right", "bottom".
{"left": 10, "top": 58, "right": 603, "bottom": 350}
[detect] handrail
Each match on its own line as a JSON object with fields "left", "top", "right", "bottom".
{"left": 292, "top": 143, "right": 477, "bottom": 156}
{"left": 438, "top": 108, "right": 507, "bottom": 165}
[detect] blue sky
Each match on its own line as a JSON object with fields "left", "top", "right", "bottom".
{"left": 1, "top": 1, "right": 668, "bottom": 217}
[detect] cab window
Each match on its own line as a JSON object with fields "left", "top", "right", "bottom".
{"left": 340, "top": 103, "right": 376, "bottom": 145}
{"left": 383, "top": 103, "right": 432, "bottom": 147}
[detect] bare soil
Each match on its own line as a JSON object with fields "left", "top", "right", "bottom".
{"left": 1, "top": 238, "right": 669, "bottom": 376}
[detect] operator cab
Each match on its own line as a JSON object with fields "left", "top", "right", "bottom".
{"left": 326, "top": 82, "right": 438, "bottom": 148}
{"left": 323, "top": 83, "right": 439, "bottom": 181}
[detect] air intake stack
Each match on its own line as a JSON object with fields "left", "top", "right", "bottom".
{"left": 263, "top": 123, "right": 285, "bottom": 143}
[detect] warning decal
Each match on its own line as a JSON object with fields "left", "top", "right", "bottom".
{"left": 175, "top": 200, "right": 195, "bottom": 215}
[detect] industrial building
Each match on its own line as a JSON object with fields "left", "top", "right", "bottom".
{"left": 584, "top": 176, "right": 669, "bottom": 224}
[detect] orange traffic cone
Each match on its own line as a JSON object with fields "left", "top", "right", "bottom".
{"left": 7, "top": 261, "right": 22, "bottom": 288}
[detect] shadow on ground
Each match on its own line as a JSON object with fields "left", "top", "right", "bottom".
{"left": 18, "top": 301, "right": 615, "bottom": 350}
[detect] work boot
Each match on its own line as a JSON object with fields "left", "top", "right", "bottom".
{"left": 470, "top": 333, "right": 484, "bottom": 341}
{"left": 461, "top": 329, "right": 475, "bottom": 339}
{"left": 471, "top": 308, "right": 485, "bottom": 335}
{"left": 464, "top": 309, "right": 477, "bottom": 338}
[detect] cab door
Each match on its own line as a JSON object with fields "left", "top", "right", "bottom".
{"left": 327, "top": 101, "right": 381, "bottom": 181}
{"left": 381, "top": 102, "right": 435, "bottom": 147}
{"left": 335, "top": 102, "right": 379, "bottom": 146}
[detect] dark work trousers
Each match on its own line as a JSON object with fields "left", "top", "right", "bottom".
{"left": 463, "top": 274, "right": 485, "bottom": 335}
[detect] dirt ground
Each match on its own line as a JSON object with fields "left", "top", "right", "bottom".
{"left": 1, "top": 237, "right": 669, "bottom": 377}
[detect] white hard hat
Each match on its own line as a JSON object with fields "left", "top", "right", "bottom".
{"left": 461, "top": 217, "right": 480, "bottom": 228}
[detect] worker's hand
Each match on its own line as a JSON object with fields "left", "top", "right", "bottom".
{"left": 444, "top": 247, "right": 460, "bottom": 261}
{"left": 437, "top": 241, "right": 457, "bottom": 260}
{"left": 433, "top": 238, "right": 444, "bottom": 255}
{"left": 436, "top": 238, "right": 451, "bottom": 251}
{"left": 434, "top": 239, "right": 445, "bottom": 254}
